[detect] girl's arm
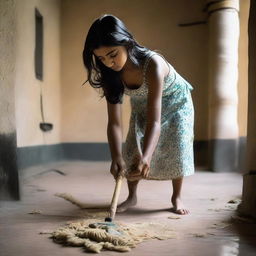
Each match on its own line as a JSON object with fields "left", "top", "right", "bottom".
{"left": 143, "top": 57, "right": 164, "bottom": 160}
{"left": 129, "top": 56, "right": 165, "bottom": 179}
{"left": 107, "top": 101, "right": 126, "bottom": 178}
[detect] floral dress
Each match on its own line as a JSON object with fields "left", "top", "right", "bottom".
{"left": 123, "top": 51, "right": 194, "bottom": 180}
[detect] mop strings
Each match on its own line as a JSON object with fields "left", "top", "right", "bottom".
{"left": 51, "top": 219, "right": 176, "bottom": 253}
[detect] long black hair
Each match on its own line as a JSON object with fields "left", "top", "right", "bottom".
{"left": 83, "top": 14, "right": 150, "bottom": 104}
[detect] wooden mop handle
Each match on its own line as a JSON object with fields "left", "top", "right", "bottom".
{"left": 109, "top": 174, "right": 123, "bottom": 220}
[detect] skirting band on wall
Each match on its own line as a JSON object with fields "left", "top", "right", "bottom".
{"left": 17, "top": 138, "right": 247, "bottom": 173}
{"left": 17, "top": 143, "right": 111, "bottom": 169}
{"left": 0, "top": 133, "right": 20, "bottom": 200}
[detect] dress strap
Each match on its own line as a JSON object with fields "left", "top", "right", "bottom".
{"left": 142, "top": 51, "right": 171, "bottom": 84}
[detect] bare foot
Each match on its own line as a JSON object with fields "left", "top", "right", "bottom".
{"left": 116, "top": 197, "right": 137, "bottom": 213}
{"left": 171, "top": 196, "right": 189, "bottom": 215}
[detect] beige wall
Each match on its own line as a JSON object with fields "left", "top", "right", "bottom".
{"left": 60, "top": 0, "right": 208, "bottom": 142}
{"left": 13, "top": 0, "right": 249, "bottom": 147}
{"left": 238, "top": 0, "right": 249, "bottom": 137}
{"left": 15, "top": 0, "right": 61, "bottom": 147}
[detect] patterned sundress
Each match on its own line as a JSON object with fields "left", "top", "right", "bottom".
{"left": 123, "top": 51, "right": 195, "bottom": 180}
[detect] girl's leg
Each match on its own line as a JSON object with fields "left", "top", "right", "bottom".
{"left": 117, "top": 180, "right": 139, "bottom": 212}
{"left": 171, "top": 177, "right": 189, "bottom": 215}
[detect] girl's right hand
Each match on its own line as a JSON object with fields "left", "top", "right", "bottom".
{"left": 110, "top": 157, "right": 126, "bottom": 179}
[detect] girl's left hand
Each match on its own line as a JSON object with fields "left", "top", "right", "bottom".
{"left": 128, "top": 156, "right": 151, "bottom": 180}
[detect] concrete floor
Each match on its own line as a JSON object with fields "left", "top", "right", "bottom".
{"left": 1, "top": 161, "right": 256, "bottom": 256}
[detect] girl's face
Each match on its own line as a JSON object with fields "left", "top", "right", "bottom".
{"left": 93, "top": 46, "right": 128, "bottom": 72}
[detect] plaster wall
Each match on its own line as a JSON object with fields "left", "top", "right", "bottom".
{"left": 15, "top": 0, "right": 61, "bottom": 147}
{"left": 0, "top": 0, "right": 20, "bottom": 199}
{"left": 0, "top": 0, "right": 16, "bottom": 134}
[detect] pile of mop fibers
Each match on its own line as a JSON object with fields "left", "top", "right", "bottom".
{"left": 51, "top": 218, "right": 176, "bottom": 253}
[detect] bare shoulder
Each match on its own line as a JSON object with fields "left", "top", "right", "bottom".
{"left": 145, "top": 54, "right": 169, "bottom": 81}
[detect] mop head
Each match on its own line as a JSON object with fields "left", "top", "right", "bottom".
{"left": 50, "top": 218, "right": 176, "bottom": 253}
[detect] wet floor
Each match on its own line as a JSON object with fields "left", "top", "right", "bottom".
{"left": 0, "top": 161, "right": 256, "bottom": 256}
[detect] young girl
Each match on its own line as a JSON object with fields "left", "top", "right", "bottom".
{"left": 83, "top": 14, "right": 194, "bottom": 215}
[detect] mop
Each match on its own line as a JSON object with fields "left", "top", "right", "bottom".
{"left": 88, "top": 174, "right": 124, "bottom": 236}
{"left": 51, "top": 174, "right": 137, "bottom": 253}
{"left": 50, "top": 172, "right": 177, "bottom": 253}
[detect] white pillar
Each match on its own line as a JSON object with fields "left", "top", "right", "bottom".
{"left": 207, "top": 0, "right": 240, "bottom": 172}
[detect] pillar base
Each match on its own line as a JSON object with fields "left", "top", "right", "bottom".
{"left": 209, "top": 139, "right": 239, "bottom": 172}
{"left": 237, "top": 172, "right": 256, "bottom": 219}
